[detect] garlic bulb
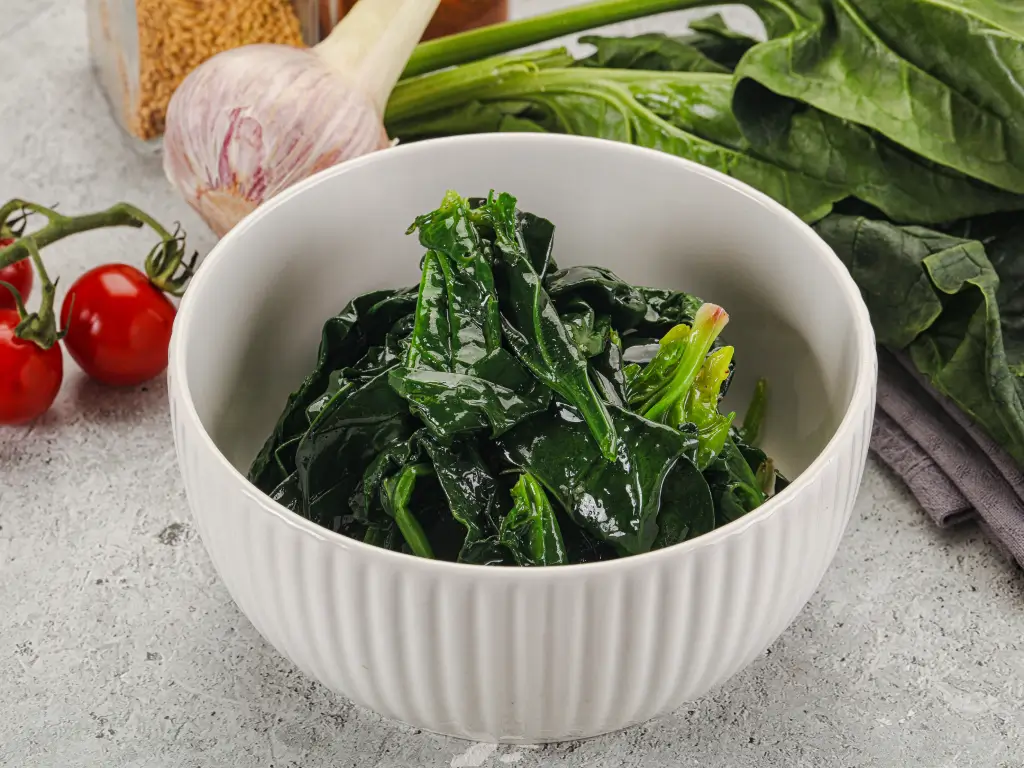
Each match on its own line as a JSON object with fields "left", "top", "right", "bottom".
{"left": 163, "top": 0, "right": 441, "bottom": 238}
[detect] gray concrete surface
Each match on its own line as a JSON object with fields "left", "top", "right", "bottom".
{"left": 2, "top": 2, "right": 1023, "bottom": 766}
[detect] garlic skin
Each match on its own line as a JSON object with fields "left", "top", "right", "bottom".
{"left": 163, "top": 45, "right": 390, "bottom": 238}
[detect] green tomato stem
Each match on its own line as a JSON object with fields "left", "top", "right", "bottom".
{"left": 0, "top": 199, "right": 195, "bottom": 296}
{"left": 10, "top": 238, "right": 63, "bottom": 350}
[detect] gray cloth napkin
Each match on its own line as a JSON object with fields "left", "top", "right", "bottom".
{"left": 871, "top": 348, "right": 1024, "bottom": 569}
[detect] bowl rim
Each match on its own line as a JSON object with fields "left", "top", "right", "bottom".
{"left": 169, "top": 132, "right": 877, "bottom": 578}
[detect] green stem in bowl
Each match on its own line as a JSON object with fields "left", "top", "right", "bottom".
{"left": 383, "top": 463, "right": 436, "bottom": 559}
{"left": 0, "top": 199, "right": 197, "bottom": 296}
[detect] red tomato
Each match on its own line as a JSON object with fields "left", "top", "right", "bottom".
{"left": 0, "top": 237, "right": 33, "bottom": 311}
{"left": 0, "top": 309, "right": 63, "bottom": 425}
{"left": 60, "top": 264, "right": 176, "bottom": 387}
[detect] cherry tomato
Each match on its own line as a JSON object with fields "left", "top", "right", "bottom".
{"left": 0, "top": 237, "right": 33, "bottom": 311}
{"left": 0, "top": 309, "right": 63, "bottom": 425}
{"left": 60, "top": 264, "right": 176, "bottom": 387}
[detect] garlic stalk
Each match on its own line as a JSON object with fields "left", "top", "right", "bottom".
{"left": 163, "top": 0, "right": 442, "bottom": 238}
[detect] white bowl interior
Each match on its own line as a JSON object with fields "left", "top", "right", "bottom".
{"left": 178, "top": 136, "right": 864, "bottom": 493}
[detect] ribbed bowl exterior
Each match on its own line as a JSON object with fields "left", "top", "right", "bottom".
{"left": 171, "top": 374, "right": 874, "bottom": 742}
{"left": 168, "top": 134, "right": 878, "bottom": 743}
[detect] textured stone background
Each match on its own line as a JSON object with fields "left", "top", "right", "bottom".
{"left": 2, "top": 2, "right": 1023, "bottom": 766}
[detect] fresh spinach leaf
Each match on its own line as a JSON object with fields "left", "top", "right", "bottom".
{"left": 577, "top": 32, "right": 731, "bottom": 74}
{"left": 818, "top": 214, "right": 1024, "bottom": 465}
{"left": 388, "top": 57, "right": 847, "bottom": 223}
{"left": 733, "top": 0, "right": 1024, "bottom": 194}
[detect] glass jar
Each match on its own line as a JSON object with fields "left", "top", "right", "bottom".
{"left": 86, "top": 0, "right": 318, "bottom": 145}
{"left": 316, "top": 1, "right": 508, "bottom": 42}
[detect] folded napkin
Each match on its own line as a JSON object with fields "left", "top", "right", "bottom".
{"left": 871, "top": 348, "right": 1024, "bottom": 569}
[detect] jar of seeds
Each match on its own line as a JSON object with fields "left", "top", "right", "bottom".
{"left": 86, "top": 0, "right": 317, "bottom": 145}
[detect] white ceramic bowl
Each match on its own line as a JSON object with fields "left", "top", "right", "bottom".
{"left": 169, "top": 134, "right": 876, "bottom": 743}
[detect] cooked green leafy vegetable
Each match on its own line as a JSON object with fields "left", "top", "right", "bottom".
{"left": 499, "top": 474, "right": 568, "bottom": 566}
{"left": 249, "top": 191, "right": 785, "bottom": 564}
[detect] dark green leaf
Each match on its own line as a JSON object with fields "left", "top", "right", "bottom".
{"left": 651, "top": 455, "right": 715, "bottom": 549}
{"left": 819, "top": 213, "right": 1024, "bottom": 465}
{"left": 704, "top": 435, "right": 767, "bottom": 526}
{"left": 295, "top": 371, "right": 418, "bottom": 529}
{"left": 388, "top": 58, "right": 846, "bottom": 223}
{"left": 733, "top": 0, "right": 1024, "bottom": 194}
{"left": 497, "top": 402, "right": 692, "bottom": 555}
{"left": 559, "top": 299, "right": 611, "bottom": 358}
{"left": 382, "top": 463, "right": 436, "bottom": 559}
{"left": 389, "top": 348, "right": 551, "bottom": 442}
{"left": 485, "top": 191, "right": 619, "bottom": 460}
{"left": 577, "top": 32, "right": 730, "bottom": 74}
{"left": 589, "top": 335, "right": 628, "bottom": 407}
{"left": 248, "top": 287, "right": 416, "bottom": 491}
{"left": 407, "top": 191, "right": 502, "bottom": 373}
{"left": 498, "top": 473, "right": 569, "bottom": 566}
{"left": 731, "top": 78, "right": 1024, "bottom": 225}
{"left": 546, "top": 265, "right": 651, "bottom": 330}
{"left": 686, "top": 12, "right": 759, "bottom": 69}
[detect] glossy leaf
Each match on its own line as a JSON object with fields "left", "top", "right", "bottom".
{"left": 485, "top": 191, "right": 619, "bottom": 460}
{"left": 589, "top": 334, "right": 628, "bottom": 407}
{"left": 560, "top": 299, "right": 612, "bottom": 358}
{"left": 738, "top": 377, "right": 768, "bottom": 446}
{"left": 704, "top": 434, "right": 768, "bottom": 526}
{"left": 390, "top": 348, "right": 551, "bottom": 443}
{"left": 382, "top": 463, "right": 437, "bottom": 559}
{"left": 499, "top": 473, "right": 569, "bottom": 566}
{"left": 652, "top": 454, "right": 715, "bottom": 549}
{"left": 295, "top": 371, "right": 418, "bottom": 529}
{"left": 498, "top": 402, "right": 693, "bottom": 555}
{"left": 249, "top": 287, "right": 417, "bottom": 492}
{"left": 407, "top": 191, "right": 502, "bottom": 373}
{"left": 546, "top": 265, "right": 651, "bottom": 330}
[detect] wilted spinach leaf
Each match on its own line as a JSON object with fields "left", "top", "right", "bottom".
{"left": 295, "top": 371, "right": 418, "bottom": 529}
{"left": 498, "top": 401, "right": 693, "bottom": 555}
{"left": 652, "top": 454, "right": 715, "bottom": 549}
{"left": 485, "top": 191, "right": 619, "bottom": 461}
{"left": 406, "top": 191, "right": 502, "bottom": 372}
{"left": 249, "top": 287, "right": 417, "bottom": 492}
{"left": 498, "top": 473, "right": 569, "bottom": 566}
